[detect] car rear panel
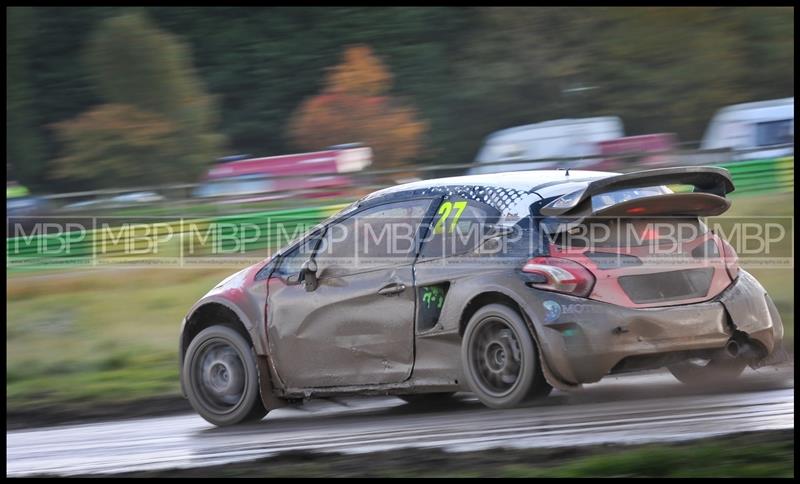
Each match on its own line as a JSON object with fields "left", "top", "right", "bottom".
{"left": 516, "top": 269, "right": 783, "bottom": 385}
{"left": 548, "top": 217, "right": 733, "bottom": 308}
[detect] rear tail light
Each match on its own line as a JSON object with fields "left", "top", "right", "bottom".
{"left": 522, "top": 256, "right": 596, "bottom": 297}
{"left": 718, "top": 237, "right": 740, "bottom": 280}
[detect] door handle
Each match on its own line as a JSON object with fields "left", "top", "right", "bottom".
{"left": 377, "top": 283, "right": 406, "bottom": 296}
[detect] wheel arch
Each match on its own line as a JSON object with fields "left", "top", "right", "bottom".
{"left": 457, "top": 289, "right": 579, "bottom": 392}
{"left": 179, "top": 300, "right": 286, "bottom": 410}
{"left": 459, "top": 291, "right": 523, "bottom": 337}
{"left": 180, "top": 302, "right": 254, "bottom": 364}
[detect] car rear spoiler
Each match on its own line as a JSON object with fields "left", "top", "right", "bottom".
{"left": 539, "top": 166, "right": 734, "bottom": 217}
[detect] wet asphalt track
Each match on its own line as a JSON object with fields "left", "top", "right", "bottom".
{"left": 6, "top": 367, "right": 794, "bottom": 476}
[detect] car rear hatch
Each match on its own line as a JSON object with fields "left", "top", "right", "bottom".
{"left": 538, "top": 167, "right": 737, "bottom": 308}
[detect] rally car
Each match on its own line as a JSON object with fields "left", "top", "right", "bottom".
{"left": 179, "top": 167, "right": 786, "bottom": 426}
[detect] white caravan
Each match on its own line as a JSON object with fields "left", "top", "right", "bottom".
{"left": 468, "top": 117, "right": 624, "bottom": 175}
{"left": 701, "top": 98, "right": 794, "bottom": 160}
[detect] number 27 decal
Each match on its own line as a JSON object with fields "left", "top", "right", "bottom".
{"left": 433, "top": 200, "right": 468, "bottom": 234}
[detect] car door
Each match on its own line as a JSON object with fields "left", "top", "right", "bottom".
{"left": 413, "top": 196, "right": 504, "bottom": 331}
{"left": 266, "top": 198, "right": 436, "bottom": 388}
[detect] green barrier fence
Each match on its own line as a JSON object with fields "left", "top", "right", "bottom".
{"left": 7, "top": 203, "right": 347, "bottom": 272}
{"left": 720, "top": 157, "right": 794, "bottom": 195}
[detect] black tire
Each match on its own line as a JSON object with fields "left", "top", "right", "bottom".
{"left": 183, "top": 325, "right": 267, "bottom": 426}
{"left": 461, "top": 304, "right": 551, "bottom": 409}
{"left": 667, "top": 357, "right": 747, "bottom": 385}
{"left": 398, "top": 392, "right": 456, "bottom": 405}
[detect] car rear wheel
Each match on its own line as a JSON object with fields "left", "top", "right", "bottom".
{"left": 461, "top": 304, "right": 551, "bottom": 409}
{"left": 183, "top": 325, "right": 267, "bottom": 426}
{"left": 667, "top": 356, "right": 747, "bottom": 385}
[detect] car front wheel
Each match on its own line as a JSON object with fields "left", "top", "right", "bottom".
{"left": 183, "top": 325, "right": 267, "bottom": 426}
{"left": 461, "top": 304, "right": 551, "bottom": 409}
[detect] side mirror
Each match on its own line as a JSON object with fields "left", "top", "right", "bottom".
{"left": 300, "top": 259, "right": 318, "bottom": 292}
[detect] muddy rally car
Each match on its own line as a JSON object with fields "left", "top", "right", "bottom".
{"left": 180, "top": 167, "right": 786, "bottom": 426}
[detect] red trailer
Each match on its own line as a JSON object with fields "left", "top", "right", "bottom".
{"left": 591, "top": 133, "right": 677, "bottom": 171}
{"left": 195, "top": 145, "right": 372, "bottom": 201}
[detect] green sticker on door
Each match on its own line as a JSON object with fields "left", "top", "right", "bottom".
{"left": 417, "top": 283, "right": 450, "bottom": 332}
{"left": 422, "top": 285, "right": 446, "bottom": 309}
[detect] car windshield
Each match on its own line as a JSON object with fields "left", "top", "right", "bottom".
{"left": 320, "top": 200, "right": 360, "bottom": 225}
{"left": 591, "top": 186, "right": 671, "bottom": 212}
{"left": 277, "top": 200, "right": 361, "bottom": 257}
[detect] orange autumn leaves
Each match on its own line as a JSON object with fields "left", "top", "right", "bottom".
{"left": 288, "top": 45, "right": 427, "bottom": 170}
{"left": 51, "top": 104, "right": 187, "bottom": 187}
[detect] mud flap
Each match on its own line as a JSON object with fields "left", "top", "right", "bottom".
{"left": 520, "top": 311, "right": 581, "bottom": 391}
{"left": 256, "top": 355, "right": 288, "bottom": 410}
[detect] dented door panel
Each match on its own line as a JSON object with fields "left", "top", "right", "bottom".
{"left": 268, "top": 265, "right": 415, "bottom": 388}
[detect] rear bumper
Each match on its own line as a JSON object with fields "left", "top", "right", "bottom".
{"left": 525, "top": 270, "right": 784, "bottom": 384}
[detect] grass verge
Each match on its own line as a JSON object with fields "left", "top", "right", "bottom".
{"left": 64, "top": 430, "right": 795, "bottom": 477}
{"left": 7, "top": 267, "right": 231, "bottom": 414}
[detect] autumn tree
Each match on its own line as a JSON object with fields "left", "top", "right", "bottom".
{"left": 84, "top": 12, "right": 221, "bottom": 142}
{"left": 51, "top": 104, "right": 190, "bottom": 188}
{"left": 287, "top": 45, "right": 427, "bottom": 170}
{"left": 52, "top": 11, "right": 225, "bottom": 188}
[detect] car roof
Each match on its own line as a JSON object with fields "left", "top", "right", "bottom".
{"left": 360, "top": 170, "right": 619, "bottom": 222}
{"left": 279, "top": 170, "right": 620, "bottom": 256}
{"left": 366, "top": 170, "right": 618, "bottom": 200}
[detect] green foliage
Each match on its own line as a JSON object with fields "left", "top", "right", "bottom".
{"left": 497, "top": 439, "right": 795, "bottom": 477}
{"left": 732, "top": 7, "right": 794, "bottom": 100}
{"left": 7, "top": 268, "right": 231, "bottom": 409}
{"left": 449, "top": 7, "right": 794, "bottom": 147}
{"left": 584, "top": 7, "right": 750, "bottom": 139}
{"left": 85, "top": 11, "right": 220, "bottom": 138}
{"left": 36, "top": 10, "right": 226, "bottom": 189}
{"left": 6, "top": 7, "right": 45, "bottom": 186}
{"left": 52, "top": 11, "right": 226, "bottom": 188}
{"left": 6, "top": 7, "right": 796, "bottom": 191}
{"left": 50, "top": 104, "right": 202, "bottom": 188}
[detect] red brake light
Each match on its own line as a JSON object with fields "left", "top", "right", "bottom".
{"left": 522, "top": 256, "right": 596, "bottom": 297}
{"left": 640, "top": 227, "right": 659, "bottom": 240}
{"left": 718, "top": 237, "right": 740, "bottom": 280}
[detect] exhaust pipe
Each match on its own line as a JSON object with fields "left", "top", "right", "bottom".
{"left": 725, "top": 339, "right": 740, "bottom": 358}
{"left": 724, "top": 336, "right": 766, "bottom": 361}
